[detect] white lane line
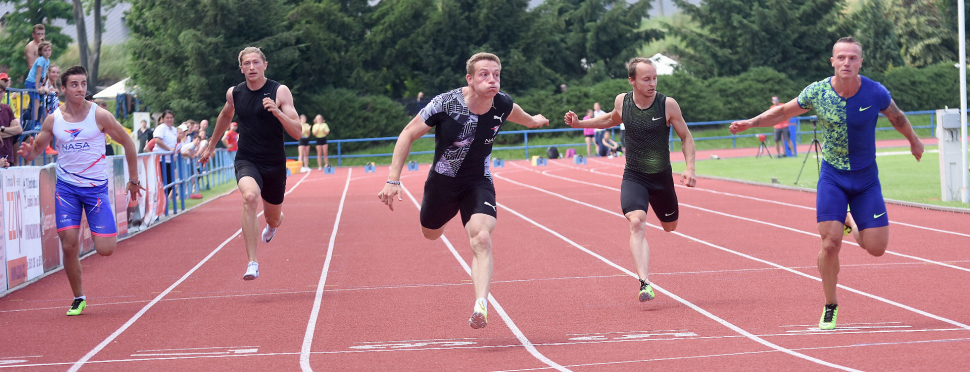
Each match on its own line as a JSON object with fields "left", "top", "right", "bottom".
{"left": 565, "top": 159, "right": 970, "bottom": 239}
{"left": 68, "top": 171, "right": 314, "bottom": 372}
{"left": 495, "top": 202, "right": 861, "bottom": 372}
{"left": 531, "top": 162, "right": 970, "bottom": 273}
{"left": 399, "top": 183, "right": 571, "bottom": 372}
{"left": 300, "top": 168, "right": 353, "bottom": 371}
{"left": 495, "top": 171, "right": 970, "bottom": 331}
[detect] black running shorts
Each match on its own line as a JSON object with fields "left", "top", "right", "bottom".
{"left": 298, "top": 137, "right": 311, "bottom": 146}
{"left": 235, "top": 158, "right": 287, "bottom": 205}
{"left": 620, "top": 167, "right": 678, "bottom": 222}
{"left": 316, "top": 137, "right": 328, "bottom": 146}
{"left": 420, "top": 172, "right": 497, "bottom": 229}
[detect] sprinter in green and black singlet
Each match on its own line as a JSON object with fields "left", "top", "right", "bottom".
{"left": 564, "top": 57, "right": 697, "bottom": 303}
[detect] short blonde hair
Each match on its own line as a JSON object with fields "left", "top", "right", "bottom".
{"left": 238, "top": 47, "right": 267, "bottom": 65}
{"left": 466, "top": 52, "right": 501, "bottom": 76}
{"left": 38, "top": 41, "right": 52, "bottom": 53}
{"left": 627, "top": 57, "right": 655, "bottom": 79}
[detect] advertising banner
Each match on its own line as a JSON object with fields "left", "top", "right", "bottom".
{"left": 20, "top": 167, "right": 43, "bottom": 281}
{"left": 38, "top": 166, "right": 60, "bottom": 272}
{"left": 0, "top": 169, "right": 6, "bottom": 292}
{"left": 113, "top": 157, "right": 129, "bottom": 238}
{"left": 3, "top": 168, "right": 24, "bottom": 288}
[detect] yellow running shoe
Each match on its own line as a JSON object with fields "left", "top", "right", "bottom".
{"left": 638, "top": 279, "right": 656, "bottom": 302}
{"left": 469, "top": 299, "right": 487, "bottom": 329}
{"left": 67, "top": 298, "right": 86, "bottom": 316}
{"left": 819, "top": 304, "right": 838, "bottom": 330}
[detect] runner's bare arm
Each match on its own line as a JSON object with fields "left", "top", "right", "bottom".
{"left": 98, "top": 108, "right": 143, "bottom": 198}
{"left": 378, "top": 115, "right": 433, "bottom": 211}
{"left": 730, "top": 98, "right": 809, "bottom": 134}
{"left": 266, "top": 85, "right": 303, "bottom": 140}
{"left": 565, "top": 93, "right": 624, "bottom": 129}
{"left": 667, "top": 98, "right": 696, "bottom": 187}
{"left": 882, "top": 100, "right": 924, "bottom": 161}
{"left": 17, "top": 114, "right": 55, "bottom": 162}
{"left": 200, "top": 88, "right": 236, "bottom": 164}
{"left": 507, "top": 104, "right": 548, "bottom": 128}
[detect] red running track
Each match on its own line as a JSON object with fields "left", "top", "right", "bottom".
{"left": 1, "top": 158, "right": 968, "bottom": 371}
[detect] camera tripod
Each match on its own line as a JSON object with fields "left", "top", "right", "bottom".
{"left": 794, "top": 120, "right": 822, "bottom": 185}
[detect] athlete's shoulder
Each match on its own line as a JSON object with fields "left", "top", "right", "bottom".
{"left": 421, "top": 88, "right": 462, "bottom": 117}
{"left": 495, "top": 91, "right": 513, "bottom": 111}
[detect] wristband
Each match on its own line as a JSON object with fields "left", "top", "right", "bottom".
{"left": 386, "top": 180, "right": 401, "bottom": 185}
{"left": 127, "top": 180, "right": 140, "bottom": 186}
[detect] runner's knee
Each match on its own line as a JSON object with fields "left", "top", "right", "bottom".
{"left": 422, "top": 227, "right": 443, "bottom": 240}
{"left": 661, "top": 220, "right": 677, "bottom": 232}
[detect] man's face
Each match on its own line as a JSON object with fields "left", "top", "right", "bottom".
{"left": 239, "top": 53, "right": 267, "bottom": 81}
{"left": 63, "top": 74, "right": 87, "bottom": 102}
{"left": 163, "top": 113, "right": 174, "bottom": 126}
{"left": 772, "top": 97, "right": 780, "bottom": 105}
{"left": 830, "top": 42, "right": 863, "bottom": 79}
{"left": 231, "top": 123, "right": 238, "bottom": 131}
{"left": 33, "top": 30, "right": 45, "bottom": 41}
{"left": 141, "top": 121, "right": 147, "bottom": 129}
{"left": 594, "top": 103, "right": 601, "bottom": 111}
{"left": 628, "top": 62, "right": 658, "bottom": 98}
{"left": 466, "top": 60, "right": 501, "bottom": 98}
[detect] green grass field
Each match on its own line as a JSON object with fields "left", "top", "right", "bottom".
{"left": 672, "top": 145, "right": 970, "bottom": 210}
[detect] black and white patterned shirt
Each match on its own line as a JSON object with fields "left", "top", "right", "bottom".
{"left": 419, "top": 88, "right": 514, "bottom": 180}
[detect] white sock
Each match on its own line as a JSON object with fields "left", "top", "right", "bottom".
{"left": 475, "top": 297, "right": 487, "bottom": 312}
{"left": 75, "top": 296, "right": 86, "bottom": 301}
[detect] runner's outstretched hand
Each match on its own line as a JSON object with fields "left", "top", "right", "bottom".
{"left": 378, "top": 182, "right": 403, "bottom": 211}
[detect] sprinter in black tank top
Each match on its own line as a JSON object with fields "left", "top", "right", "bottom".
{"left": 199, "top": 47, "right": 303, "bottom": 281}
{"left": 564, "top": 57, "right": 697, "bottom": 303}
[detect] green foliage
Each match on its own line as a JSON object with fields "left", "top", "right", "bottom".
{"left": 849, "top": 0, "right": 904, "bottom": 74}
{"left": 888, "top": 0, "right": 956, "bottom": 68}
{"left": 298, "top": 88, "right": 411, "bottom": 151}
{"left": 52, "top": 43, "right": 129, "bottom": 84}
{"left": 669, "top": 0, "right": 846, "bottom": 79}
{"left": 880, "top": 62, "right": 959, "bottom": 111}
{"left": 0, "top": 0, "right": 74, "bottom": 83}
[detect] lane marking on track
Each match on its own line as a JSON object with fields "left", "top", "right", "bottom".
{"left": 534, "top": 162, "right": 970, "bottom": 273}
{"left": 131, "top": 346, "right": 259, "bottom": 357}
{"left": 493, "top": 200, "right": 861, "bottom": 372}
{"left": 349, "top": 338, "right": 478, "bottom": 350}
{"left": 399, "top": 183, "right": 571, "bottom": 372}
{"left": 67, "top": 170, "right": 315, "bottom": 372}
{"left": 569, "top": 159, "right": 970, "bottom": 238}
{"left": 495, "top": 170, "right": 970, "bottom": 331}
{"left": 301, "top": 168, "right": 353, "bottom": 372}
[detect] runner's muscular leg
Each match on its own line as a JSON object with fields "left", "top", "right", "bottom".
{"left": 238, "top": 176, "right": 261, "bottom": 262}
{"left": 263, "top": 199, "right": 284, "bottom": 229}
{"left": 626, "top": 209, "right": 651, "bottom": 280}
{"left": 818, "top": 221, "right": 844, "bottom": 305}
{"left": 59, "top": 229, "right": 84, "bottom": 298}
{"left": 465, "top": 213, "right": 496, "bottom": 300}
{"left": 422, "top": 226, "right": 445, "bottom": 240}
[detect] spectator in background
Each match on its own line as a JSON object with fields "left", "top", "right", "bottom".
{"left": 582, "top": 109, "right": 595, "bottom": 156}
{"left": 24, "top": 24, "right": 45, "bottom": 72}
{"left": 221, "top": 121, "right": 239, "bottom": 161}
{"left": 297, "top": 114, "right": 311, "bottom": 172}
{"left": 199, "top": 119, "right": 210, "bottom": 139}
{"left": 43, "top": 65, "right": 61, "bottom": 117}
{"left": 592, "top": 102, "right": 607, "bottom": 156}
{"left": 311, "top": 114, "right": 330, "bottom": 170}
{"left": 0, "top": 78, "right": 24, "bottom": 164}
{"left": 184, "top": 120, "right": 199, "bottom": 141}
{"left": 136, "top": 120, "right": 152, "bottom": 153}
{"left": 26, "top": 40, "right": 52, "bottom": 124}
{"left": 153, "top": 110, "right": 179, "bottom": 194}
{"left": 599, "top": 130, "right": 620, "bottom": 158}
{"left": 95, "top": 99, "right": 115, "bottom": 156}
{"left": 770, "top": 96, "right": 790, "bottom": 157}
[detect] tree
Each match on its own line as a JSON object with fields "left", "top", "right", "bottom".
{"left": 0, "top": 0, "right": 73, "bottom": 83}
{"left": 70, "top": 0, "right": 123, "bottom": 93}
{"left": 850, "top": 0, "right": 904, "bottom": 74}
{"left": 669, "top": 0, "right": 846, "bottom": 79}
{"left": 126, "top": 0, "right": 299, "bottom": 121}
{"left": 888, "top": 0, "right": 956, "bottom": 67}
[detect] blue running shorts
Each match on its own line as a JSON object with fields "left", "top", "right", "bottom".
{"left": 816, "top": 161, "right": 888, "bottom": 230}
{"left": 55, "top": 181, "right": 117, "bottom": 237}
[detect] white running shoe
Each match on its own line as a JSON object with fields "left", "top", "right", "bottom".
{"left": 468, "top": 298, "right": 488, "bottom": 329}
{"left": 243, "top": 261, "right": 259, "bottom": 280}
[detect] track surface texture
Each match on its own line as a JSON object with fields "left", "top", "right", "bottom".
{"left": 1, "top": 157, "right": 968, "bottom": 372}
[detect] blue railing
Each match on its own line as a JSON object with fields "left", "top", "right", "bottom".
{"left": 3, "top": 87, "right": 53, "bottom": 139}
{"left": 282, "top": 110, "right": 939, "bottom": 165}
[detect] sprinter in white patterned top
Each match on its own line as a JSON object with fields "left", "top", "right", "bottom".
{"left": 18, "top": 65, "right": 143, "bottom": 316}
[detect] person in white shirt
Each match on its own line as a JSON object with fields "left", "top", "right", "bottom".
{"left": 153, "top": 110, "right": 179, "bottom": 194}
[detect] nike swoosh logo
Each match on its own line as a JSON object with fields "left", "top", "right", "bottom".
{"left": 665, "top": 211, "right": 675, "bottom": 216}
{"left": 653, "top": 117, "right": 662, "bottom": 121}
{"left": 860, "top": 106, "right": 871, "bottom": 111}
{"left": 484, "top": 202, "right": 497, "bottom": 211}
{"left": 873, "top": 212, "right": 885, "bottom": 218}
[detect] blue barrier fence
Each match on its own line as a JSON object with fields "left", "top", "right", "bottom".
{"left": 283, "top": 110, "right": 939, "bottom": 166}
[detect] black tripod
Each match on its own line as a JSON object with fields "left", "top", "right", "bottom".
{"left": 794, "top": 119, "right": 822, "bottom": 185}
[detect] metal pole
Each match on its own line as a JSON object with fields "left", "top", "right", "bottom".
{"left": 961, "top": 0, "right": 969, "bottom": 202}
